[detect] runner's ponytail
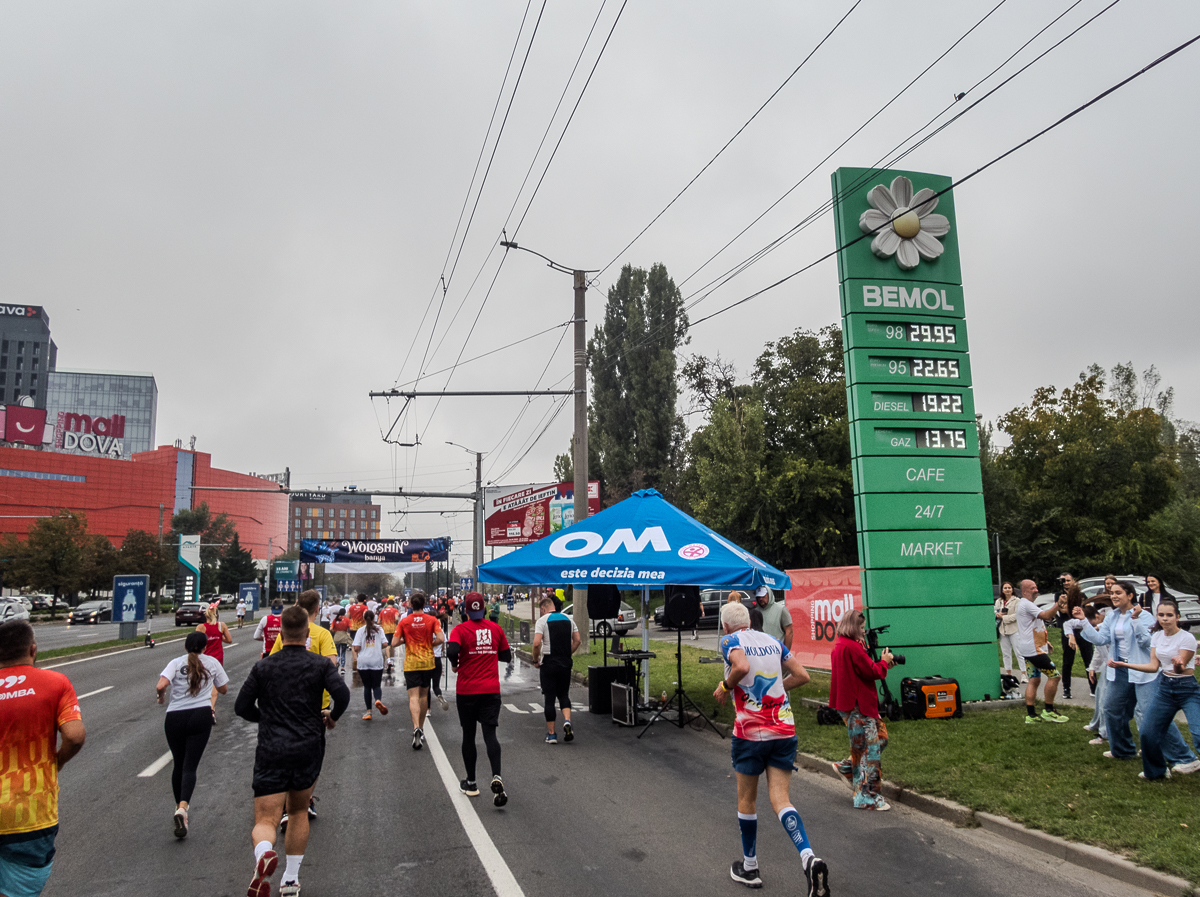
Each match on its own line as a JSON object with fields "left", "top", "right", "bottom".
{"left": 183, "top": 631, "right": 212, "bottom": 696}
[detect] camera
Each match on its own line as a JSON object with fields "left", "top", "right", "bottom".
{"left": 864, "top": 624, "right": 905, "bottom": 665}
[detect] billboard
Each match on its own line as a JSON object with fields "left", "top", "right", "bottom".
{"left": 299, "top": 537, "right": 450, "bottom": 573}
{"left": 483, "top": 481, "right": 600, "bottom": 546}
{"left": 783, "top": 566, "right": 863, "bottom": 670}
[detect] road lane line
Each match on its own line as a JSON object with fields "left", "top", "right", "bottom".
{"left": 503, "top": 703, "right": 529, "bottom": 714}
{"left": 422, "top": 721, "right": 526, "bottom": 897}
{"left": 529, "top": 702, "right": 543, "bottom": 712}
{"left": 76, "top": 686, "right": 114, "bottom": 699}
{"left": 44, "top": 647, "right": 144, "bottom": 668}
{"left": 137, "top": 751, "right": 173, "bottom": 778}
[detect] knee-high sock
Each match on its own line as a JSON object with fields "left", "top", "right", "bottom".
{"left": 738, "top": 812, "right": 758, "bottom": 870}
{"left": 778, "top": 806, "right": 813, "bottom": 863}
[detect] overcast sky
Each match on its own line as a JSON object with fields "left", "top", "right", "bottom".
{"left": 2, "top": 1, "right": 1197, "bottom": 568}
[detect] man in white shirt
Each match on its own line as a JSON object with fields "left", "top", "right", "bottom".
{"left": 1016, "top": 580, "right": 1068, "bottom": 724}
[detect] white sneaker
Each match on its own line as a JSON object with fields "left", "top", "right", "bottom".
{"left": 1171, "top": 759, "right": 1200, "bottom": 775}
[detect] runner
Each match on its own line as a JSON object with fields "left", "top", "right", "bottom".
{"left": 378, "top": 598, "right": 399, "bottom": 671}
{"left": 236, "top": 606, "right": 350, "bottom": 897}
{"left": 236, "top": 596, "right": 248, "bottom": 629}
{"left": 331, "top": 608, "right": 352, "bottom": 674}
{"left": 197, "top": 604, "right": 232, "bottom": 720}
{"left": 269, "top": 590, "right": 338, "bottom": 831}
{"left": 353, "top": 610, "right": 388, "bottom": 720}
{"left": 447, "top": 593, "right": 512, "bottom": 807}
{"left": 318, "top": 600, "right": 335, "bottom": 631}
{"left": 254, "top": 602, "right": 285, "bottom": 659}
{"left": 156, "top": 631, "right": 229, "bottom": 838}
{"left": 431, "top": 600, "right": 451, "bottom": 711}
{"left": 0, "top": 621, "right": 85, "bottom": 897}
{"left": 532, "top": 597, "right": 580, "bottom": 744}
{"left": 391, "top": 591, "right": 443, "bottom": 750}
{"left": 347, "top": 596, "right": 368, "bottom": 672}
{"left": 713, "top": 601, "right": 829, "bottom": 896}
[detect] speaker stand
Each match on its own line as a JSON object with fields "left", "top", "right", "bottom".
{"left": 637, "top": 627, "right": 724, "bottom": 739}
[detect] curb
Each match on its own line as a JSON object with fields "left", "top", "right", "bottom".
{"left": 793, "top": 750, "right": 1199, "bottom": 897}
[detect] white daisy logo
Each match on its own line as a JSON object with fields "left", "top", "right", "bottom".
{"left": 858, "top": 176, "right": 950, "bottom": 270}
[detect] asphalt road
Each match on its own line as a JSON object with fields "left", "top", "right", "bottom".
{"left": 32, "top": 614, "right": 258, "bottom": 652}
{"left": 41, "top": 636, "right": 1157, "bottom": 897}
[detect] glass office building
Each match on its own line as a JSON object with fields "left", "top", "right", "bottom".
{"left": 0, "top": 306, "right": 57, "bottom": 408}
{"left": 44, "top": 370, "right": 158, "bottom": 460}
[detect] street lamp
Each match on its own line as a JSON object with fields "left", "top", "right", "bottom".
{"left": 446, "top": 441, "right": 485, "bottom": 588}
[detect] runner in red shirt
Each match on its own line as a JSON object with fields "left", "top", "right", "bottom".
{"left": 447, "top": 593, "right": 512, "bottom": 806}
{"left": 0, "top": 621, "right": 86, "bottom": 897}
{"left": 254, "top": 602, "right": 284, "bottom": 659}
{"left": 378, "top": 599, "right": 400, "bottom": 671}
{"left": 392, "top": 593, "right": 444, "bottom": 750}
{"left": 196, "top": 604, "right": 233, "bottom": 720}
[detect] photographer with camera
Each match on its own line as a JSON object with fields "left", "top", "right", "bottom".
{"left": 828, "top": 609, "right": 895, "bottom": 811}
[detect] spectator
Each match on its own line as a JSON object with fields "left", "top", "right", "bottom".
{"left": 754, "top": 587, "right": 793, "bottom": 652}
{"left": 994, "top": 582, "right": 1019, "bottom": 682}
{"left": 1015, "top": 580, "right": 1068, "bottom": 724}
{"left": 828, "top": 609, "right": 893, "bottom": 811}
{"left": 1072, "top": 581, "right": 1198, "bottom": 768}
{"left": 1139, "top": 573, "right": 1173, "bottom": 615}
{"left": 0, "top": 620, "right": 86, "bottom": 897}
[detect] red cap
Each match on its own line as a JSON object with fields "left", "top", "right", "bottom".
{"left": 464, "top": 592, "right": 487, "bottom": 615}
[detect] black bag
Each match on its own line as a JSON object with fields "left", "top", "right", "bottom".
{"left": 900, "top": 676, "right": 962, "bottom": 720}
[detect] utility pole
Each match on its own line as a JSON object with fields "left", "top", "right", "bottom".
{"left": 572, "top": 269, "right": 590, "bottom": 651}
{"left": 474, "top": 449, "right": 483, "bottom": 586}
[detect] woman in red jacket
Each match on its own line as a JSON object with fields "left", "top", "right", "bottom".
{"left": 828, "top": 609, "right": 894, "bottom": 810}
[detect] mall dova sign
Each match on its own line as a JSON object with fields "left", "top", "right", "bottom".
{"left": 55, "top": 412, "right": 126, "bottom": 457}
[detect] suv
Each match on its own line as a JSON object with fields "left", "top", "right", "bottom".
{"left": 175, "top": 602, "right": 207, "bottom": 627}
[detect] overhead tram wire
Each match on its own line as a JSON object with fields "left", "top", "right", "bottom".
{"left": 673, "top": 0, "right": 1118, "bottom": 318}
{"left": 590, "top": 0, "right": 864, "bottom": 286}
{"left": 683, "top": 31, "right": 1200, "bottom": 331}
{"left": 392, "top": 0, "right": 538, "bottom": 391}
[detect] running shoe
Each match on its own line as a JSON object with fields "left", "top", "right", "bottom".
{"left": 1171, "top": 759, "right": 1200, "bottom": 774}
{"left": 491, "top": 775, "right": 507, "bottom": 808}
{"left": 804, "top": 856, "right": 830, "bottom": 897}
{"left": 1024, "top": 715, "right": 1040, "bottom": 725}
{"left": 563, "top": 721, "right": 574, "bottom": 743}
{"left": 1039, "top": 710, "right": 1068, "bottom": 723}
{"left": 173, "top": 807, "right": 188, "bottom": 840}
{"left": 1139, "top": 771, "right": 1171, "bottom": 780}
{"left": 279, "top": 882, "right": 300, "bottom": 897}
{"left": 362, "top": 711, "right": 373, "bottom": 720}
{"left": 460, "top": 779, "right": 479, "bottom": 796}
{"left": 438, "top": 694, "right": 449, "bottom": 711}
{"left": 412, "top": 728, "right": 423, "bottom": 751}
{"left": 729, "top": 860, "right": 762, "bottom": 888}
{"left": 545, "top": 733, "right": 558, "bottom": 745}
{"left": 279, "top": 813, "right": 288, "bottom": 834}
{"left": 374, "top": 699, "right": 389, "bottom": 716}
{"left": 247, "top": 849, "right": 278, "bottom": 897}
{"left": 307, "top": 797, "right": 317, "bottom": 820}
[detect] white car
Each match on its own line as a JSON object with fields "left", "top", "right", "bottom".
{"left": 561, "top": 602, "right": 639, "bottom": 637}
{"left": 0, "top": 600, "right": 31, "bottom": 623}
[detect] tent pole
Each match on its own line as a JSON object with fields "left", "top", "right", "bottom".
{"left": 642, "top": 585, "right": 650, "bottom": 706}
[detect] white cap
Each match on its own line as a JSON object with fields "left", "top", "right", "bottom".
{"left": 755, "top": 586, "right": 769, "bottom": 597}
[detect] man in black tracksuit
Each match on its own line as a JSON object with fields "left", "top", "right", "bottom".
{"left": 237, "top": 605, "right": 350, "bottom": 897}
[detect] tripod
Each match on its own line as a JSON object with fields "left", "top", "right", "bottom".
{"left": 638, "top": 626, "right": 724, "bottom": 739}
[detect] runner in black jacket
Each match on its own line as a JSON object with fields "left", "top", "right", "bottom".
{"left": 236, "top": 605, "right": 350, "bottom": 897}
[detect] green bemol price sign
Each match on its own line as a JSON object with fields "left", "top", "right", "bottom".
{"left": 832, "top": 166, "right": 995, "bottom": 701}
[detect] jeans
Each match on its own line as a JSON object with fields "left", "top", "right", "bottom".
{"left": 1104, "top": 667, "right": 1195, "bottom": 763}
{"left": 997, "top": 633, "right": 1019, "bottom": 672}
{"left": 336, "top": 642, "right": 349, "bottom": 668}
{"left": 1087, "top": 672, "right": 1108, "bottom": 738}
{"left": 1140, "top": 675, "right": 1200, "bottom": 778}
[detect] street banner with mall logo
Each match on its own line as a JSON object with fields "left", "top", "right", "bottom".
{"left": 483, "top": 481, "right": 600, "bottom": 547}
{"left": 783, "top": 566, "right": 863, "bottom": 670}
{"left": 833, "top": 166, "right": 995, "bottom": 700}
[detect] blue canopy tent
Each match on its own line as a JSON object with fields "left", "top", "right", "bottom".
{"left": 477, "top": 489, "right": 791, "bottom": 707}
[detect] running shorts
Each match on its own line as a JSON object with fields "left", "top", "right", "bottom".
{"left": 456, "top": 692, "right": 502, "bottom": 728}
{"left": 731, "top": 735, "right": 798, "bottom": 776}
{"left": 252, "top": 743, "right": 325, "bottom": 798}
{"left": 1023, "top": 654, "right": 1057, "bottom": 679}
{"left": 404, "top": 669, "right": 434, "bottom": 690}
{"left": 0, "top": 827, "right": 57, "bottom": 897}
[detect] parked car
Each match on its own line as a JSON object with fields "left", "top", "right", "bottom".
{"left": 67, "top": 601, "right": 112, "bottom": 625}
{"left": 561, "top": 602, "right": 638, "bottom": 637}
{"left": 30, "top": 595, "right": 68, "bottom": 610}
{"left": 655, "top": 589, "right": 755, "bottom": 629}
{"left": 1036, "top": 576, "right": 1199, "bottom": 609}
{"left": 0, "top": 600, "right": 31, "bottom": 623}
{"left": 1173, "top": 597, "right": 1200, "bottom": 632}
{"left": 174, "top": 602, "right": 207, "bottom": 627}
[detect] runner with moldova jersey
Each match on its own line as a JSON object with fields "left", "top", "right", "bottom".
{"left": 391, "top": 591, "right": 443, "bottom": 750}
{"left": 254, "top": 602, "right": 285, "bottom": 660}
{"left": 448, "top": 593, "right": 512, "bottom": 806}
{"left": 0, "top": 620, "right": 86, "bottom": 897}
{"left": 718, "top": 627, "right": 796, "bottom": 741}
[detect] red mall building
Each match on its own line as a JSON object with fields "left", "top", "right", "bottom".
{"left": 0, "top": 444, "right": 288, "bottom": 558}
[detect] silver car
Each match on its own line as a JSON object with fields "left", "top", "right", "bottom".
{"left": 0, "top": 600, "right": 31, "bottom": 623}
{"left": 561, "top": 602, "right": 639, "bottom": 637}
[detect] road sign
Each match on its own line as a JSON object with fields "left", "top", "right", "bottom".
{"left": 239, "top": 582, "right": 260, "bottom": 612}
{"left": 274, "top": 560, "right": 299, "bottom": 579}
{"left": 314, "top": 585, "right": 327, "bottom": 602}
{"left": 275, "top": 579, "right": 300, "bottom": 592}
{"left": 460, "top": 577, "right": 473, "bottom": 592}
{"left": 112, "top": 575, "right": 148, "bottom": 623}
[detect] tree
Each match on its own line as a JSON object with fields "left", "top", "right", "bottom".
{"left": 588, "top": 263, "right": 689, "bottom": 504}
{"left": 3, "top": 510, "right": 90, "bottom": 614}
{"left": 171, "top": 502, "right": 237, "bottom": 595}
{"left": 218, "top": 532, "right": 258, "bottom": 594}
{"left": 78, "top": 534, "right": 119, "bottom": 596}
{"left": 118, "top": 529, "right": 176, "bottom": 611}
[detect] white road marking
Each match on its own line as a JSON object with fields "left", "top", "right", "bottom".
{"left": 422, "top": 721, "right": 526, "bottom": 897}
{"left": 529, "top": 702, "right": 543, "bottom": 712}
{"left": 76, "top": 686, "right": 114, "bottom": 699}
{"left": 503, "top": 703, "right": 529, "bottom": 714}
{"left": 44, "top": 647, "right": 143, "bottom": 668}
{"left": 137, "top": 751, "right": 173, "bottom": 778}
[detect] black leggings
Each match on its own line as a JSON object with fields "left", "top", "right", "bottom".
{"left": 164, "top": 706, "right": 214, "bottom": 804}
{"left": 360, "top": 668, "right": 383, "bottom": 709}
{"left": 540, "top": 663, "right": 572, "bottom": 721}
{"left": 461, "top": 721, "right": 502, "bottom": 782}
{"left": 1060, "top": 638, "right": 1093, "bottom": 692}
{"left": 432, "top": 657, "right": 443, "bottom": 697}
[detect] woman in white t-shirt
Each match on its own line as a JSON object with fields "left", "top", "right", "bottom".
{"left": 353, "top": 610, "right": 388, "bottom": 720}
{"left": 155, "top": 631, "right": 230, "bottom": 838}
{"left": 1108, "top": 598, "right": 1200, "bottom": 780}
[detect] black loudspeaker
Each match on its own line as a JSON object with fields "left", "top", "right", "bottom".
{"left": 587, "top": 584, "right": 622, "bottom": 620}
{"left": 664, "top": 584, "right": 701, "bottom": 628}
